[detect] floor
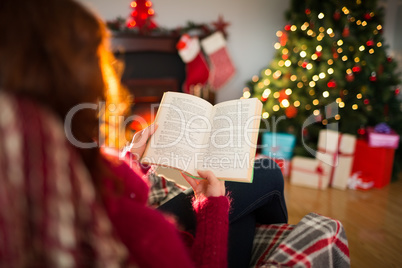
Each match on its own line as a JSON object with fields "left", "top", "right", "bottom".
{"left": 284, "top": 175, "right": 402, "bottom": 268}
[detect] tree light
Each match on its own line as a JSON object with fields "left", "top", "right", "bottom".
{"left": 285, "top": 88, "right": 292, "bottom": 95}
{"left": 262, "top": 89, "right": 271, "bottom": 98}
{"left": 281, "top": 99, "right": 290, "bottom": 107}
{"left": 294, "top": 101, "right": 300, "bottom": 107}
{"left": 359, "top": 45, "right": 365, "bottom": 51}
{"left": 313, "top": 109, "right": 320, "bottom": 115}
{"left": 273, "top": 105, "right": 280, "bottom": 111}
{"left": 262, "top": 112, "right": 269, "bottom": 119}
{"left": 352, "top": 104, "right": 358, "bottom": 110}
{"left": 318, "top": 13, "right": 324, "bottom": 19}
{"left": 328, "top": 68, "right": 334, "bottom": 74}
{"left": 243, "top": 91, "right": 251, "bottom": 98}
{"left": 300, "top": 51, "right": 307, "bottom": 58}
{"left": 323, "top": 91, "right": 329, "bottom": 98}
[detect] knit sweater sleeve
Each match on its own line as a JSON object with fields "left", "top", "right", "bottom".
{"left": 191, "top": 196, "right": 230, "bottom": 268}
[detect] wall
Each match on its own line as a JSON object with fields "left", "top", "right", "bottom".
{"left": 79, "top": 0, "right": 290, "bottom": 103}
{"left": 79, "top": 0, "right": 401, "bottom": 102}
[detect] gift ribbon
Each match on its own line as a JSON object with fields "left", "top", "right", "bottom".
{"left": 292, "top": 163, "right": 326, "bottom": 189}
{"left": 318, "top": 133, "right": 354, "bottom": 186}
{"left": 348, "top": 173, "right": 374, "bottom": 190}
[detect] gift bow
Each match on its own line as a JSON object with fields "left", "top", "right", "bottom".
{"left": 374, "top": 122, "right": 391, "bottom": 134}
{"left": 348, "top": 172, "right": 374, "bottom": 190}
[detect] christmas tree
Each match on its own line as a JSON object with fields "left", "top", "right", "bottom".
{"left": 247, "top": 0, "right": 401, "bottom": 173}
{"left": 127, "top": 0, "right": 157, "bottom": 33}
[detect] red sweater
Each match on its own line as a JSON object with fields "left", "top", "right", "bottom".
{"left": 101, "top": 155, "right": 230, "bottom": 268}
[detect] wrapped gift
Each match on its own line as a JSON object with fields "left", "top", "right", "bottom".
{"left": 290, "top": 156, "right": 332, "bottom": 190}
{"left": 348, "top": 172, "right": 374, "bottom": 190}
{"left": 316, "top": 130, "right": 357, "bottom": 190}
{"left": 255, "top": 154, "right": 290, "bottom": 177}
{"left": 367, "top": 123, "right": 400, "bottom": 149}
{"left": 351, "top": 139, "right": 395, "bottom": 188}
{"left": 261, "top": 132, "right": 296, "bottom": 160}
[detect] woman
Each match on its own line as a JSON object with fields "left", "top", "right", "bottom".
{"left": 0, "top": 0, "right": 287, "bottom": 267}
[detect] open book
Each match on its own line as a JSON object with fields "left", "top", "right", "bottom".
{"left": 141, "top": 92, "right": 263, "bottom": 183}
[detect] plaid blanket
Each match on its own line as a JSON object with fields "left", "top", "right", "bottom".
{"left": 147, "top": 171, "right": 350, "bottom": 268}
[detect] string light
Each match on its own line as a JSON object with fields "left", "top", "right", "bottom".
{"left": 300, "top": 51, "right": 307, "bottom": 58}
{"left": 377, "top": 42, "right": 382, "bottom": 47}
{"left": 352, "top": 104, "right": 358, "bottom": 110}
{"left": 362, "top": 21, "right": 367, "bottom": 26}
{"left": 336, "top": 98, "right": 342, "bottom": 103}
{"left": 264, "top": 69, "right": 272, "bottom": 76}
{"left": 290, "top": 75, "right": 297, "bottom": 81}
{"left": 342, "top": 7, "right": 350, "bottom": 15}
{"left": 335, "top": 114, "right": 341, "bottom": 120}
{"left": 297, "top": 82, "right": 303, "bottom": 88}
{"left": 311, "top": 54, "right": 318, "bottom": 60}
{"left": 359, "top": 45, "right": 365, "bottom": 51}
{"left": 243, "top": 91, "right": 251, "bottom": 98}
{"left": 276, "top": 31, "right": 283, "bottom": 37}
{"left": 285, "top": 60, "right": 292, "bottom": 67}
{"left": 328, "top": 68, "right": 334, "bottom": 74}
{"left": 322, "top": 119, "right": 328, "bottom": 125}
{"left": 342, "top": 55, "right": 348, "bottom": 61}
{"left": 327, "top": 28, "right": 333, "bottom": 34}
{"left": 356, "top": 93, "right": 362, "bottom": 99}
{"left": 278, "top": 60, "right": 285, "bottom": 67}
{"left": 273, "top": 70, "right": 282, "bottom": 79}
{"left": 328, "top": 59, "right": 334, "bottom": 65}
{"left": 306, "top": 63, "right": 313, "bottom": 70}
{"left": 313, "top": 75, "right": 319, "bottom": 81}
{"left": 305, "top": 104, "right": 311, "bottom": 110}
{"left": 318, "top": 13, "right": 325, "bottom": 19}
{"left": 257, "top": 82, "right": 264, "bottom": 89}
{"left": 264, "top": 79, "right": 270, "bottom": 85}
{"left": 262, "top": 112, "right": 269, "bottom": 119}
{"left": 323, "top": 91, "right": 329, "bottom": 98}
{"left": 294, "top": 101, "right": 300, "bottom": 107}
{"left": 339, "top": 102, "right": 345, "bottom": 108}
{"left": 307, "top": 29, "right": 314, "bottom": 36}
{"left": 377, "top": 25, "right": 382, "bottom": 30}
{"left": 290, "top": 25, "right": 297, "bottom": 31}
{"left": 337, "top": 40, "right": 344, "bottom": 46}
{"left": 281, "top": 99, "right": 290, "bottom": 107}
{"left": 309, "top": 81, "right": 316, "bottom": 87}
{"left": 273, "top": 92, "right": 280, "bottom": 98}
{"left": 273, "top": 105, "right": 280, "bottom": 111}
{"left": 274, "top": 43, "right": 281, "bottom": 49}
{"left": 354, "top": 57, "right": 360, "bottom": 63}
{"left": 252, "top": 75, "right": 259, "bottom": 82}
{"left": 285, "top": 88, "right": 292, "bottom": 95}
{"left": 316, "top": 45, "right": 322, "bottom": 51}
{"left": 262, "top": 89, "right": 271, "bottom": 98}
{"left": 309, "top": 89, "right": 315, "bottom": 95}
{"left": 369, "top": 48, "right": 374, "bottom": 54}
{"left": 313, "top": 99, "right": 319, "bottom": 105}
{"left": 313, "top": 109, "right": 320, "bottom": 115}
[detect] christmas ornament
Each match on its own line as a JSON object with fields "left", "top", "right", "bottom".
{"left": 201, "top": 31, "right": 236, "bottom": 90}
{"left": 212, "top": 15, "right": 230, "bottom": 38}
{"left": 285, "top": 105, "right": 298, "bottom": 118}
{"left": 177, "top": 34, "right": 210, "bottom": 93}
{"left": 346, "top": 73, "right": 355, "bottom": 82}
{"left": 342, "top": 26, "right": 350, "bottom": 37}
{"left": 369, "top": 72, "right": 377, "bottom": 82}
{"left": 327, "top": 79, "right": 337, "bottom": 88}
{"left": 333, "top": 10, "right": 341, "bottom": 20}
{"left": 127, "top": 0, "right": 157, "bottom": 33}
{"left": 366, "top": 39, "right": 374, "bottom": 46}
{"left": 284, "top": 24, "right": 291, "bottom": 31}
{"left": 357, "top": 126, "right": 366, "bottom": 136}
{"left": 352, "top": 66, "right": 361, "bottom": 73}
{"left": 278, "top": 89, "right": 289, "bottom": 102}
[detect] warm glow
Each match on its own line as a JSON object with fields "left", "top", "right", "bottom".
{"left": 278, "top": 60, "right": 285, "bottom": 67}
{"left": 252, "top": 75, "right": 259, "bottom": 82}
{"left": 285, "top": 60, "right": 291, "bottom": 67}
{"left": 313, "top": 75, "right": 319, "bottom": 81}
{"left": 300, "top": 51, "right": 307, "bottom": 58}
{"left": 359, "top": 45, "right": 365, "bottom": 51}
{"left": 352, "top": 104, "right": 358, "bottom": 110}
{"left": 354, "top": 57, "right": 360, "bottom": 63}
{"left": 294, "top": 100, "right": 300, "bottom": 107}
{"left": 337, "top": 48, "right": 343, "bottom": 53}
{"left": 290, "top": 25, "right": 297, "bottom": 31}
{"left": 319, "top": 72, "right": 326, "bottom": 79}
{"left": 273, "top": 70, "right": 282, "bottom": 79}
{"left": 377, "top": 42, "right": 382, "bottom": 47}
{"left": 282, "top": 48, "right": 289, "bottom": 54}
{"left": 328, "top": 68, "right": 334, "bottom": 74}
{"left": 313, "top": 109, "right": 320, "bottom": 116}
{"left": 309, "top": 81, "right": 316, "bottom": 87}
{"left": 318, "top": 13, "right": 324, "bottom": 19}
{"left": 337, "top": 40, "right": 343, "bottom": 46}
{"left": 377, "top": 25, "right": 382, "bottom": 30}
{"left": 362, "top": 21, "right": 367, "bottom": 26}
{"left": 335, "top": 114, "right": 341, "bottom": 120}
{"left": 328, "top": 59, "right": 334, "bottom": 65}
{"left": 285, "top": 88, "right": 292, "bottom": 95}
{"left": 243, "top": 91, "right": 251, "bottom": 98}
{"left": 316, "top": 45, "right": 322, "bottom": 51}
{"left": 342, "top": 55, "right": 348, "bottom": 61}
{"left": 273, "top": 92, "right": 280, "bottom": 98}
{"left": 336, "top": 98, "right": 342, "bottom": 103}
{"left": 313, "top": 99, "right": 319, "bottom": 105}
{"left": 273, "top": 105, "right": 280, "bottom": 111}
{"left": 306, "top": 63, "right": 313, "bottom": 70}
{"left": 297, "top": 82, "right": 303, "bottom": 88}
{"left": 327, "top": 28, "right": 333, "bottom": 34}
{"left": 357, "top": 93, "right": 362, "bottom": 99}
{"left": 262, "top": 112, "right": 269, "bottom": 119}
{"left": 274, "top": 43, "right": 281, "bottom": 49}
{"left": 264, "top": 79, "right": 270, "bottom": 85}
{"left": 130, "top": 1, "right": 137, "bottom": 8}
{"left": 342, "top": 7, "right": 350, "bottom": 14}
{"left": 369, "top": 48, "right": 374, "bottom": 54}
{"left": 276, "top": 31, "right": 283, "bottom": 37}
{"left": 263, "top": 89, "right": 271, "bottom": 98}
{"left": 307, "top": 29, "right": 314, "bottom": 36}
{"left": 145, "top": 1, "right": 152, "bottom": 7}
{"left": 311, "top": 54, "right": 318, "bottom": 60}
{"left": 264, "top": 69, "right": 272, "bottom": 76}
{"left": 290, "top": 75, "right": 297, "bottom": 81}
{"left": 281, "top": 99, "right": 290, "bottom": 107}
{"left": 339, "top": 102, "right": 345, "bottom": 108}
{"left": 346, "top": 68, "right": 352, "bottom": 75}
{"left": 309, "top": 89, "right": 315, "bottom": 96}
{"left": 323, "top": 91, "right": 329, "bottom": 98}
{"left": 148, "top": 9, "right": 155, "bottom": 15}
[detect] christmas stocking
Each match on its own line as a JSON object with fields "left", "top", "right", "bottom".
{"left": 201, "top": 31, "right": 236, "bottom": 90}
{"left": 177, "top": 34, "right": 210, "bottom": 93}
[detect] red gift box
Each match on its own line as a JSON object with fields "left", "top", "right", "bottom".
{"left": 351, "top": 139, "right": 395, "bottom": 188}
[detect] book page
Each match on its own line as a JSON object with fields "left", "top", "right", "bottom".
{"left": 198, "top": 98, "right": 262, "bottom": 182}
{"left": 142, "top": 92, "right": 213, "bottom": 175}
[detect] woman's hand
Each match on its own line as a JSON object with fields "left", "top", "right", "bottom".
{"left": 181, "top": 170, "right": 225, "bottom": 198}
{"left": 129, "top": 123, "right": 158, "bottom": 159}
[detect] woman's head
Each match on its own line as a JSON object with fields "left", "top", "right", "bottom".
{"left": 0, "top": 0, "right": 129, "bottom": 173}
